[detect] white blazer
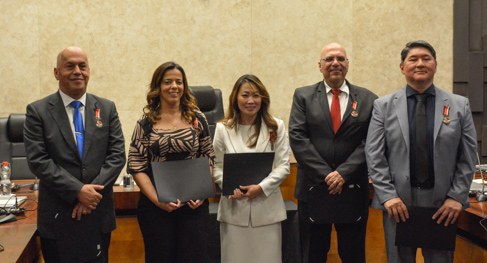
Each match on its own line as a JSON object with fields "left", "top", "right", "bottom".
{"left": 213, "top": 117, "right": 290, "bottom": 227}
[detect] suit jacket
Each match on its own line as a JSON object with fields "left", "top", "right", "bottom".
{"left": 289, "top": 81, "right": 377, "bottom": 214}
{"left": 365, "top": 86, "right": 477, "bottom": 209}
{"left": 24, "top": 92, "right": 126, "bottom": 240}
{"left": 212, "top": 117, "right": 290, "bottom": 227}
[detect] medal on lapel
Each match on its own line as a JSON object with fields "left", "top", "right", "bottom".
{"left": 350, "top": 100, "right": 358, "bottom": 117}
{"left": 95, "top": 108, "right": 103, "bottom": 128}
{"left": 442, "top": 105, "right": 450, "bottom": 125}
{"left": 269, "top": 131, "right": 276, "bottom": 151}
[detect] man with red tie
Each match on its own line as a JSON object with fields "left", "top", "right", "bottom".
{"left": 289, "top": 42, "right": 377, "bottom": 262}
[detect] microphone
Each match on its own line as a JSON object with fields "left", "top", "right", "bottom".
{"left": 475, "top": 152, "right": 487, "bottom": 202}
{"left": 11, "top": 177, "right": 39, "bottom": 192}
{"left": 30, "top": 177, "right": 39, "bottom": 191}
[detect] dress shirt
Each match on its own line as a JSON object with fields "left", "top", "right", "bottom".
{"left": 59, "top": 90, "right": 86, "bottom": 144}
{"left": 325, "top": 81, "right": 349, "bottom": 119}
{"left": 406, "top": 85, "right": 435, "bottom": 187}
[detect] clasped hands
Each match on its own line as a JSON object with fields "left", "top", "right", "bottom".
{"left": 228, "top": 184, "right": 263, "bottom": 200}
{"left": 384, "top": 197, "right": 462, "bottom": 227}
{"left": 325, "top": 171, "right": 345, "bottom": 194}
{"left": 72, "top": 184, "right": 104, "bottom": 221}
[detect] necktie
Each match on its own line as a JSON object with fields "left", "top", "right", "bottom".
{"left": 70, "top": 101, "right": 84, "bottom": 157}
{"left": 414, "top": 94, "right": 428, "bottom": 183}
{"left": 330, "top": 89, "right": 341, "bottom": 134}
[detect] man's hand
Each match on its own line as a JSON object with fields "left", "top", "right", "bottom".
{"left": 432, "top": 198, "right": 462, "bottom": 227}
{"left": 324, "top": 171, "right": 345, "bottom": 194}
{"left": 241, "top": 185, "right": 263, "bottom": 200}
{"left": 77, "top": 184, "right": 104, "bottom": 210}
{"left": 384, "top": 197, "right": 409, "bottom": 223}
{"left": 72, "top": 203, "right": 92, "bottom": 221}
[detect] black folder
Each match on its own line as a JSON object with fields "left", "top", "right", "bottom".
{"left": 151, "top": 158, "right": 214, "bottom": 203}
{"left": 307, "top": 183, "right": 364, "bottom": 224}
{"left": 395, "top": 206, "right": 457, "bottom": 251}
{"left": 222, "top": 152, "right": 275, "bottom": 196}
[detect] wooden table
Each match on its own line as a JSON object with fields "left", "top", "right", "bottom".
{"left": 0, "top": 181, "right": 40, "bottom": 263}
{"left": 458, "top": 197, "right": 487, "bottom": 246}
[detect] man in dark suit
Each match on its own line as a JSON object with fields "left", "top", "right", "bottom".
{"left": 289, "top": 42, "right": 377, "bottom": 262}
{"left": 365, "top": 40, "right": 477, "bottom": 262}
{"left": 24, "top": 46, "right": 126, "bottom": 263}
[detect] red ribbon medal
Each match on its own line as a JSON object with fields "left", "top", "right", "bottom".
{"left": 95, "top": 108, "right": 103, "bottom": 128}
{"left": 442, "top": 105, "right": 450, "bottom": 125}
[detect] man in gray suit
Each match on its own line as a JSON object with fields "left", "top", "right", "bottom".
{"left": 24, "top": 46, "right": 126, "bottom": 263}
{"left": 289, "top": 42, "right": 377, "bottom": 262}
{"left": 365, "top": 40, "right": 477, "bottom": 262}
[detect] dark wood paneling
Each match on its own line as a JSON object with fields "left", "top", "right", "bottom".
{"left": 468, "top": 52, "right": 484, "bottom": 112}
{"left": 454, "top": 0, "right": 470, "bottom": 82}
{"left": 454, "top": 82, "right": 468, "bottom": 96}
{"left": 470, "top": 0, "right": 483, "bottom": 50}
{"left": 454, "top": 0, "right": 487, "bottom": 163}
{"left": 483, "top": 125, "right": 487, "bottom": 157}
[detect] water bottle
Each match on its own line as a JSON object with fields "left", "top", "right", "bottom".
{"left": 1, "top": 161, "right": 12, "bottom": 196}
{"left": 123, "top": 174, "right": 134, "bottom": 191}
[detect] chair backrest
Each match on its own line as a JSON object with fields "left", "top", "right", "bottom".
{"left": 0, "top": 114, "right": 35, "bottom": 179}
{"left": 190, "top": 86, "right": 224, "bottom": 138}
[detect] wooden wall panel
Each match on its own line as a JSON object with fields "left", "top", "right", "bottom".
{"left": 470, "top": 0, "right": 483, "bottom": 50}
{"left": 454, "top": 0, "right": 487, "bottom": 163}
{"left": 468, "top": 52, "right": 485, "bottom": 112}
{"left": 454, "top": 0, "right": 470, "bottom": 82}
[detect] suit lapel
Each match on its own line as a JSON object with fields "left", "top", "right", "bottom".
{"left": 316, "top": 82, "right": 333, "bottom": 133}
{"left": 47, "top": 93, "right": 79, "bottom": 157}
{"left": 225, "top": 119, "right": 271, "bottom": 153}
{"left": 341, "top": 83, "right": 356, "bottom": 126}
{"left": 255, "top": 121, "right": 271, "bottom": 152}
{"left": 393, "top": 88, "right": 410, "bottom": 151}
{"left": 225, "top": 125, "right": 245, "bottom": 153}
{"left": 433, "top": 87, "right": 449, "bottom": 143}
{"left": 83, "top": 94, "right": 98, "bottom": 160}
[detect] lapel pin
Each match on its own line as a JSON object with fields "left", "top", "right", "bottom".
{"left": 442, "top": 105, "right": 450, "bottom": 125}
{"left": 95, "top": 108, "right": 103, "bottom": 128}
{"left": 350, "top": 100, "right": 358, "bottom": 117}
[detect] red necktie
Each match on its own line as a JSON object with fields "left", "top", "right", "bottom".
{"left": 330, "top": 89, "right": 341, "bottom": 134}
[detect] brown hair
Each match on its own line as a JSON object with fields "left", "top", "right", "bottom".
{"left": 222, "top": 74, "right": 277, "bottom": 148}
{"left": 143, "top": 61, "right": 198, "bottom": 124}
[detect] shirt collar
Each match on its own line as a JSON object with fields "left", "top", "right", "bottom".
{"left": 324, "top": 80, "right": 349, "bottom": 96}
{"left": 406, "top": 84, "right": 436, "bottom": 98}
{"left": 59, "top": 90, "right": 87, "bottom": 108}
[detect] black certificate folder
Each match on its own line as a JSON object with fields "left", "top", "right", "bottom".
{"left": 395, "top": 206, "right": 457, "bottom": 251}
{"left": 222, "top": 152, "right": 275, "bottom": 196}
{"left": 151, "top": 158, "right": 214, "bottom": 203}
{"left": 307, "top": 183, "right": 364, "bottom": 224}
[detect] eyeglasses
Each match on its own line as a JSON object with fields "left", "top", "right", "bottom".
{"left": 321, "top": 56, "right": 348, "bottom": 63}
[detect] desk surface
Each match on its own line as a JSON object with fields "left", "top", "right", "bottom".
{"left": 0, "top": 181, "right": 39, "bottom": 263}
{"left": 458, "top": 197, "right": 487, "bottom": 244}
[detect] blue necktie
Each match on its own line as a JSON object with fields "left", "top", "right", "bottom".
{"left": 70, "top": 101, "right": 84, "bottom": 157}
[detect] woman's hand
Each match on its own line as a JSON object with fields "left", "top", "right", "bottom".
{"left": 240, "top": 184, "right": 263, "bottom": 200}
{"left": 188, "top": 199, "right": 204, "bottom": 209}
{"left": 228, "top": 188, "right": 245, "bottom": 200}
{"left": 156, "top": 199, "right": 181, "bottom": 212}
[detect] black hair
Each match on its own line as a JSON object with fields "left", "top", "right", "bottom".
{"left": 401, "top": 40, "right": 436, "bottom": 62}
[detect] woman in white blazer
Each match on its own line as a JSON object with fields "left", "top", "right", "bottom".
{"left": 213, "top": 74, "right": 290, "bottom": 263}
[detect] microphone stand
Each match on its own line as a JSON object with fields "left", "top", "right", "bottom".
{"left": 476, "top": 153, "right": 487, "bottom": 202}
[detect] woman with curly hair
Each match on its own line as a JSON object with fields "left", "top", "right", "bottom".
{"left": 127, "top": 61, "right": 215, "bottom": 262}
